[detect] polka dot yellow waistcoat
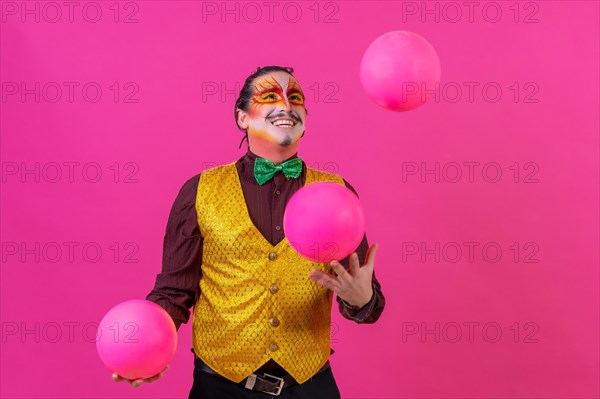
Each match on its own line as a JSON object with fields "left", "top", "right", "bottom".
{"left": 192, "top": 162, "right": 345, "bottom": 384}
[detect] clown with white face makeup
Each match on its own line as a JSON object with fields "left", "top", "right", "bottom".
{"left": 236, "top": 71, "right": 308, "bottom": 162}
{"left": 127, "top": 66, "right": 386, "bottom": 398}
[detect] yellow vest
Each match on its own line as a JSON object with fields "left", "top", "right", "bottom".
{"left": 192, "top": 161, "right": 345, "bottom": 384}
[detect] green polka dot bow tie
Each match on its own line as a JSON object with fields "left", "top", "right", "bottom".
{"left": 254, "top": 157, "right": 303, "bottom": 185}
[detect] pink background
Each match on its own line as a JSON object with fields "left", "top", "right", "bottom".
{"left": 1, "top": 1, "right": 598, "bottom": 398}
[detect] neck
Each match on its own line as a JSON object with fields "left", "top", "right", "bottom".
{"left": 249, "top": 140, "right": 299, "bottom": 164}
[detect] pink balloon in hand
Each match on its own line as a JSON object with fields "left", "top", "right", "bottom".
{"left": 97, "top": 299, "right": 177, "bottom": 380}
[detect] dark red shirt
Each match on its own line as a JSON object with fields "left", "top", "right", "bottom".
{"left": 146, "top": 148, "right": 385, "bottom": 369}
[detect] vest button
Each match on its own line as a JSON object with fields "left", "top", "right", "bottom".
{"left": 268, "top": 252, "right": 277, "bottom": 261}
{"left": 269, "top": 342, "right": 279, "bottom": 352}
{"left": 269, "top": 284, "right": 279, "bottom": 294}
{"left": 269, "top": 317, "right": 280, "bottom": 327}
{"left": 275, "top": 190, "right": 281, "bottom": 195}
{"left": 275, "top": 225, "right": 281, "bottom": 231}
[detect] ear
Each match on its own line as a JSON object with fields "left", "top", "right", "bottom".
{"left": 237, "top": 109, "right": 249, "bottom": 129}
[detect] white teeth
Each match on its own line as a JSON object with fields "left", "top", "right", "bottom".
{"left": 272, "top": 120, "right": 295, "bottom": 127}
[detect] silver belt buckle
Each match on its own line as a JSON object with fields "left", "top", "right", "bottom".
{"left": 244, "top": 372, "right": 285, "bottom": 396}
{"left": 262, "top": 373, "right": 285, "bottom": 396}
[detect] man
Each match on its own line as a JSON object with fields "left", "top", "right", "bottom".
{"left": 113, "top": 66, "right": 385, "bottom": 398}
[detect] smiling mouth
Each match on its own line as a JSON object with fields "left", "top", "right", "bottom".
{"left": 270, "top": 118, "right": 297, "bottom": 128}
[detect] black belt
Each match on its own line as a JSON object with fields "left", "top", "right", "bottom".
{"left": 195, "top": 356, "right": 330, "bottom": 396}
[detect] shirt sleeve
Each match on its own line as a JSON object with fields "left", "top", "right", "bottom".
{"left": 335, "top": 179, "right": 386, "bottom": 324}
{"left": 146, "top": 174, "right": 203, "bottom": 331}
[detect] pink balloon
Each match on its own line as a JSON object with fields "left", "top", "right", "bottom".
{"left": 360, "top": 30, "right": 441, "bottom": 112}
{"left": 96, "top": 299, "right": 177, "bottom": 380}
{"left": 284, "top": 182, "right": 366, "bottom": 263}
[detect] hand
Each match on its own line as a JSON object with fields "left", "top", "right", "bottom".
{"left": 112, "top": 364, "right": 170, "bottom": 388}
{"left": 308, "top": 243, "right": 379, "bottom": 308}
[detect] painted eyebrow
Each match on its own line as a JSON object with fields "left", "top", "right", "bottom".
{"left": 287, "top": 77, "right": 304, "bottom": 94}
{"left": 252, "top": 76, "right": 304, "bottom": 98}
{"left": 253, "top": 76, "right": 281, "bottom": 94}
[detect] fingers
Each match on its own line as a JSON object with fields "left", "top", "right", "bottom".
{"left": 330, "top": 260, "right": 351, "bottom": 283}
{"left": 130, "top": 379, "right": 144, "bottom": 388}
{"left": 365, "top": 243, "right": 378, "bottom": 267}
{"left": 349, "top": 252, "right": 361, "bottom": 273}
{"left": 308, "top": 269, "right": 342, "bottom": 292}
{"left": 112, "top": 373, "right": 142, "bottom": 388}
{"left": 146, "top": 365, "right": 169, "bottom": 383}
{"left": 112, "top": 364, "right": 170, "bottom": 387}
{"left": 145, "top": 375, "right": 161, "bottom": 384}
{"left": 338, "top": 252, "right": 360, "bottom": 276}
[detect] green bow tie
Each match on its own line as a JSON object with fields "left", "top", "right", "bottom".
{"left": 254, "top": 157, "right": 303, "bottom": 185}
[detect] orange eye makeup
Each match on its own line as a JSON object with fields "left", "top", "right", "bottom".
{"left": 286, "top": 78, "right": 305, "bottom": 105}
{"left": 251, "top": 75, "right": 305, "bottom": 109}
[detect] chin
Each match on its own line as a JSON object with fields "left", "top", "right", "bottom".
{"left": 268, "top": 129, "right": 302, "bottom": 147}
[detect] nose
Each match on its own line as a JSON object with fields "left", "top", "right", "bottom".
{"left": 283, "top": 97, "right": 293, "bottom": 113}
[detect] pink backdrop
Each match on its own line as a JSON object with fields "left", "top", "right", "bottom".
{"left": 1, "top": 1, "right": 598, "bottom": 398}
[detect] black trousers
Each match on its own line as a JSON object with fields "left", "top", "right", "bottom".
{"left": 188, "top": 355, "right": 342, "bottom": 399}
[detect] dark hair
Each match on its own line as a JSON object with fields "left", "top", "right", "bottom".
{"left": 234, "top": 65, "right": 307, "bottom": 149}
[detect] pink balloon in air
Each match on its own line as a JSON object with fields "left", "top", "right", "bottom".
{"left": 284, "top": 182, "right": 366, "bottom": 263}
{"left": 96, "top": 299, "right": 177, "bottom": 380}
{"left": 360, "top": 30, "right": 441, "bottom": 111}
